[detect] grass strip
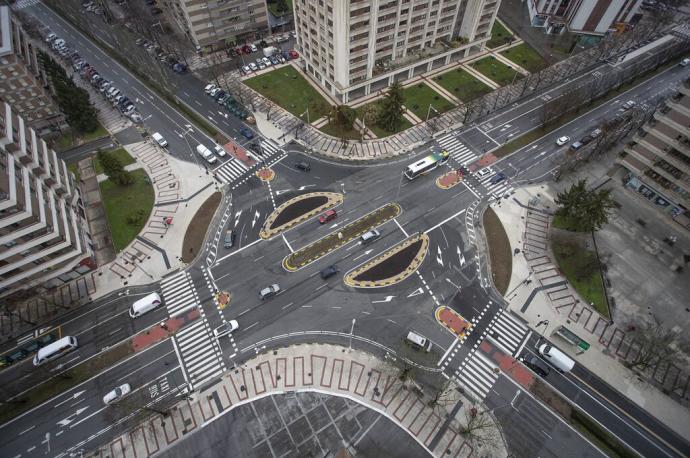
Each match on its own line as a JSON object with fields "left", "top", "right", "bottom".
{"left": 482, "top": 208, "right": 511, "bottom": 295}
{"left": 0, "top": 343, "right": 133, "bottom": 425}
{"left": 486, "top": 21, "right": 514, "bottom": 49}
{"left": 100, "top": 169, "right": 155, "bottom": 251}
{"left": 94, "top": 147, "right": 135, "bottom": 175}
{"left": 182, "top": 192, "right": 222, "bottom": 263}
{"left": 570, "top": 410, "right": 639, "bottom": 458}
{"left": 285, "top": 203, "right": 401, "bottom": 270}
{"left": 492, "top": 58, "right": 681, "bottom": 158}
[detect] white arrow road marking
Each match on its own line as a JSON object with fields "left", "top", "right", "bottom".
{"left": 298, "top": 185, "right": 315, "bottom": 190}
{"left": 251, "top": 210, "right": 260, "bottom": 228}
{"left": 234, "top": 210, "right": 242, "bottom": 228}
{"left": 275, "top": 189, "right": 291, "bottom": 196}
{"left": 446, "top": 278, "right": 461, "bottom": 289}
{"left": 352, "top": 249, "right": 373, "bottom": 262}
{"left": 436, "top": 246, "right": 444, "bottom": 267}
{"left": 372, "top": 296, "right": 395, "bottom": 304}
{"left": 407, "top": 287, "right": 424, "bottom": 298}
{"left": 56, "top": 407, "right": 89, "bottom": 427}
{"left": 54, "top": 391, "right": 86, "bottom": 408}
{"left": 457, "top": 246, "right": 465, "bottom": 267}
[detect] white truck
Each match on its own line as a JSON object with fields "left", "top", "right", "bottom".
{"left": 263, "top": 46, "right": 278, "bottom": 58}
{"left": 196, "top": 144, "right": 217, "bottom": 164}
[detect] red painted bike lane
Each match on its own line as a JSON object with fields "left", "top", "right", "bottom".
{"left": 132, "top": 309, "right": 200, "bottom": 351}
{"left": 479, "top": 338, "right": 536, "bottom": 390}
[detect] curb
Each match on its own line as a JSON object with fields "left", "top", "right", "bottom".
{"left": 260, "top": 192, "right": 342, "bottom": 240}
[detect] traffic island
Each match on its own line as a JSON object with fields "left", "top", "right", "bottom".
{"left": 283, "top": 203, "right": 401, "bottom": 271}
{"left": 260, "top": 192, "right": 343, "bottom": 240}
{"left": 436, "top": 306, "right": 473, "bottom": 339}
{"left": 255, "top": 167, "right": 275, "bottom": 182}
{"left": 436, "top": 169, "right": 464, "bottom": 189}
{"left": 182, "top": 192, "right": 222, "bottom": 263}
{"left": 344, "top": 233, "right": 429, "bottom": 288}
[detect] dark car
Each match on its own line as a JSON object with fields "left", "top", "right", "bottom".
{"left": 320, "top": 265, "right": 339, "bottom": 279}
{"left": 489, "top": 172, "right": 507, "bottom": 184}
{"left": 521, "top": 355, "right": 550, "bottom": 377}
{"left": 295, "top": 161, "right": 311, "bottom": 172}
{"left": 223, "top": 230, "right": 236, "bottom": 249}
{"left": 240, "top": 127, "right": 254, "bottom": 139}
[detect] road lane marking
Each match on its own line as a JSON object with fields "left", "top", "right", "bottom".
{"left": 244, "top": 322, "right": 259, "bottom": 331}
{"left": 19, "top": 425, "right": 35, "bottom": 435}
{"left": 424, "top": 209, "right": 466, "bottom": 234}
{"left": 394, "top": 218, "right": 409, "bottom": 237}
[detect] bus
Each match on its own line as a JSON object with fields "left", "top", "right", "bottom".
{"left": 404, "top": 150, "right": 449, "bottom": 180}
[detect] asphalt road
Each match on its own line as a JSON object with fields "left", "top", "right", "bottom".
{"left": 4, "top": 3, "right": 690, "bottom": 457}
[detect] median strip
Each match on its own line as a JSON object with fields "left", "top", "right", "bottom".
{"left": 260, "top": 192, "right": 343, "bottom": 240}
{"left": 283, "top": 203, "right": 401, "bottom": 271}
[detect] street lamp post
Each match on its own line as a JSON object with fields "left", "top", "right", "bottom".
{"left": 535, "top": 320, "right": 550, "bottom": 345}
{"left": 348, "top": 318, "right": 356, "bottom": 351}
{"left": 395, "top": 171, "right": 405, "bottom": 201}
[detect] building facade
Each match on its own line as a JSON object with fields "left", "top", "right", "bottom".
{"left": 617, "top": 79, "right": 690, "bottom": 230}
{"left": 0, "top": 7, "right": 65, "bottom": 136}
{"left": 0, "top": 102, "right": 94, "bottom": 298}
{"left": 161, "top": 0, "right": 269, "bottom": 49}
{"left": 293, "top": 0, "right": 501, "bottom": 103}
{"left": 527, "top": 0, "right": 642, "bottom": 35}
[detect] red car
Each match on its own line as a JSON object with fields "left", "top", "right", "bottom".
{"left": 288, "top": 49, "right": 299, "bottom": 59}
{"left": 242, "top": 44, "right": 253, "bottom": 54}
{"left": 318, "top": 209, "right": 337, "bottom": 224}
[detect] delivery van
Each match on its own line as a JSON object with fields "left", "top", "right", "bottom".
{"left": 33, "top": 336, "right": 78, "bottom": 366}
{"left": 406, "top": 330, "right": 433, "bottom": 352}
{"left": 538, "top": 343, "right": 575, "bottom": 373}
{"left": 196, "top": 144, "right": 217, "bottom": 164}
{"left": 129, "top": 292, "right": 162, "bottom": 318}
{"left": 152, "top": 132, "right": 168, "bottom": 147}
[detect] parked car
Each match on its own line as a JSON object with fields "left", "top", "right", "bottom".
{"left": 295, "top": 161, "right": 311, "bottom": 172}
{"left": 204, "top": 83, "right": 217, "bottom": 94}
{"left": 250, "top": 43, "right": 258, "bottom": 52}
{"left": 213, "top": 320, "right": 239, "bottom": 338}
{"left": 261, "top": 57, "right": 271, "bottom": 67}
{"left": 319, "top": 209, "right": 337, "bottom": 224}
{"left": 241, "top": 65, "right": 252, "bottom": 74}
{"left": 521, "top": 355, "right": 550, "bottom": 377}
{"left": 555, "top": 136, "right": 570, "bottom": 146}
{"left": 680, "top": 57, "right": 690, "bottom": 67}
{"left": 239, "top": 127, "right": 254, "bottom": 139}
{"left": 621, "top": 100, "right": 636, "bottom": 111}
{"left": 249, "top": 62, "right": 258, "bottom": 71}
{"left": 103, "top": 384, "right": 131, "bottom": 405}
{"left": 242, "top": 44, "right": 253, "bottom": 54}
{"left": 288, "top": 50, "right": 299, "bottom": 59}
{"left": 269, "top": 55, "right": 279, "bottom": 65}
{"left": 259, "top": 284, "right": 280, "bottom": 300}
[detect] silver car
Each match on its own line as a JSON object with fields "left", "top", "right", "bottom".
{"left": 103, "top": 383, "right": 131, "bottom": 405}
{"left": 259, "top": 284, "right": 280, "bottom": 300}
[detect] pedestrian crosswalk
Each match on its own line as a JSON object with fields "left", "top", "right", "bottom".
{"left": 486, "top": 309, "right": 529, "bottom": 356}
{"left": 213, "top": 138, "right": 284, "bottom": 184}
{"left": 475, "top": 167, "right": 514, "bottom": 201}
{"left": 437, "top": 133, "right": 477, "bottom": 166}
{"left": 161, "top": 271, "right": 199, "bottom": 317}
{"left": 11, "top": 0, "right": 41, "bottom": 9}
{"left": 172, "top": 319, "right": 226, "bottom": 390}
{"left": 214, "top": 157, "right": 249, "bottom": 184}
{"left": 454, "top": 351, "right": 499, "bottom": 402}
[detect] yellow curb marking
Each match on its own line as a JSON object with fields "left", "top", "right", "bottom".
{"left": 256, "top": 168, "right": 275, "bottom": 182}
{"left": 434, "top": 306, "right": 473, "bottom": 339}
{"left": 436, "top": 171, "right": 463, "bottom": 190}
{"left": 260, "top": 192, "right": 343, "bottom": 240}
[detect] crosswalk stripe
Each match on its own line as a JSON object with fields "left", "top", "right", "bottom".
{"left": 161, "top": 271, "right": 187, "bottom": 287}
{"left": 214, "top": 139, "right": 285, "bottom": 185}
{"left": 437, "top": 134, "right": 477, "bottom": 166}
{"left": 454, "top": 350, "right": 499, "bottom": 401}
{"left": 488, "top": 310, "right": 529, "bottom": 356}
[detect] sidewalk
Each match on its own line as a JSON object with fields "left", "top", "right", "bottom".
{"left": 91, "top": 140, "right": 217, "bottom": 298}
{"left": 489, "top": 186, "right": 690, "bottom": 439}
{"left": 87, "top": 343, "right": 509, "bottom": 458}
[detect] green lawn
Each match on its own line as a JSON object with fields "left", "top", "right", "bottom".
{"left": 94, "top": 147, "right": 135, "bottom": 175}
{"left": 552, "top": 236, "right": 609, "bottom": 319}
{"left": 355, "top": 101, "right": 413, "bottom": 138}
{"left": 53, "top": 122, "right": 109, "bottom": 151}
{"left": 433, "top": 68, "right": 492, "bottom": 102}
{"left": 501, "top": 43, "right": 548, "bottom": 73}
{"left": 402, "top": 83, "right": 455, "bottom": 121}
{"left": 82, "top": 122, "right": 109, "bottom": 142}
{"left": 319, "top": 122, "right": 362, "bottom": 140}
{"left": 487, "top": 21, "right": 514, "bottom": 49}
{"left": 100, "top": 169, "right": 154, "bottom": 252}
{"left": 245, "top": 66, "right": 331, "bottom": 120}
{"left": 267, "top": 0, "right": 292, "bottom": 17}
{"left": 471, "top": 56, "right": 523, "bottom": 86}
{"left": 67, "top": 162, "right": 80, "bottom": 182}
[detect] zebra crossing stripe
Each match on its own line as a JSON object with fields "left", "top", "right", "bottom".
{"left": 455, "top": 352, "right": 499, "bottom": 401}
{"left": 161, "top": 271, "right": 187, "bottom": 287}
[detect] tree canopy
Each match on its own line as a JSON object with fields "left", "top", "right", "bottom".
{"left": 97, "top": 150, "right": 134, "bottom": 185}
{"left": 377, "top": 82, "right": 406, "bottom": 132}
{"left": 555, "top": 179, "right": 617, "bottom": 231}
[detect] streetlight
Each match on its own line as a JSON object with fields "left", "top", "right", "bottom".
{"left": 535, "top": 320, "right": 549, "bottom": 345}
{"left": 348, "top": 318, "right": 356, "bottom": 351}
{"left": 395, "top": 170, "right": 405, "bottom": 201}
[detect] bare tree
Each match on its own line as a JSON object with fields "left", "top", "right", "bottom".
{"left": 624, "top": 321, "right": 690, "bottom": 373}
{"left": 458, "top": 407, "right": 499, "bottom": 449}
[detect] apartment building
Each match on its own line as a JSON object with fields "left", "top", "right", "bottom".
{"left": 0, "top": 7, "right": 65, "bottom": 136}
{"left": 0, "top": 102, "right": 94, "bottom": 298}
{"left": 293, "top": 0, "right": 501, "bottom": 103}
{"left": 618, "top": 79, "right": 690, "bottom": 230}
{"left": 527, "top": 0, "right": 642, "bottom": 35}
{"left": 162, "top": 0, "right": 269, "bottom": 49}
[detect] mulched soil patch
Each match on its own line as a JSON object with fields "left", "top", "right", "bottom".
{"left": 483, "top": 207, "right": 512, "bottom": 295}
{"left": 353, "top": 240, "right": 422, "bottom": 282}
{"left": 285, "top": 203, "right": 400, "bottom": 270}
{"left": 271, "top": 195, "right": 328, "bottom": 229}
{"left": 182, "top": 192, "right": 221, "bottom": 263}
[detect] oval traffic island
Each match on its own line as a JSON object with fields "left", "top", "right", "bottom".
{"left": 260, "top": 192, "right": 343, "bottom": 239}
{"left": 345, "top": 233, "right": 429, "bottom": 288}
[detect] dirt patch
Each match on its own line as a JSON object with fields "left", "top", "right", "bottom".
{"left": 182, "top": 192, "right": 221, "bottom": 263}
{"left": 284, "top": 203, "right": 401, "bottom": 271}
{"left": 483, "top": 208, "right": 512, "bottom": 295}
{"left": 355, "top": 241, "right": 422, "bottom": 281}
{"left": 272, "top": 196, "right": 328, "bottom": 228}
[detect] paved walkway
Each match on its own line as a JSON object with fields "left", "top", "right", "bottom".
{"left": 92, "top": 140, "right": 217, "bottom": 298}
{"left": 87, "top": 343, "right": 509, "bottom": 458}
{"left": 490, "top": 186, "right": 690, "bottom": 440}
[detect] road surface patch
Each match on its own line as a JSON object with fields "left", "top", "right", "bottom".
{"left": 436, "top": 170, "right": 464, "bottom": 189}
{"left": 283, "top": 203, "right": 401, "bottom": 272}
{"left": 435, "top": 306, "right": 472, "bottom": 339}
{"left": 260, "top": 192, "right": 342, "bottom": 239}
{"left": 255, "top": 167, "right": 275, "bottom": 182}
{"left": 344, "top": 233, "right": 429, "bottom": 288}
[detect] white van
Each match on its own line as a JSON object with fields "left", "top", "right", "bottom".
{"left": 196, "top": 144, "right": 217, "bottom": 164}
{"left": 33, "top": 336, "right": 78, "bottom": 366}
{"left": 406, "top": 330, "right": 432, "bottom": 352}
{"left": 538, "top": 343, "right": 575, "bottom": 373}
{"left": 152, "top": 132, "right": 168, "bottom": 147}
{"left": 129, "top": 292, "right": 162, "bottom": 318}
